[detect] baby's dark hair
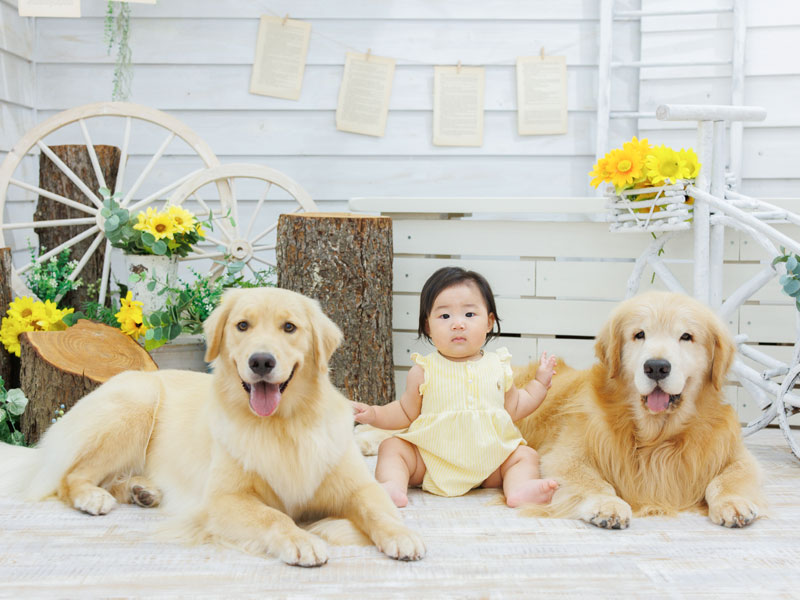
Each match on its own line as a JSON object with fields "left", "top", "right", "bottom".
{"left": 417, "top": 266, "right": 501, "bottom": 343}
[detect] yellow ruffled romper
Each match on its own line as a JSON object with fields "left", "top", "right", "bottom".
{"left": 395, "top": 348, "right": 526, "bottom": 497}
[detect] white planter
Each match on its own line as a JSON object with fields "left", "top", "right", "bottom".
{"left": 148, "top": 333, "right": 208, "bottom": 372}
{"left": 124, "top": 253, "right": 179, "bottom": 314}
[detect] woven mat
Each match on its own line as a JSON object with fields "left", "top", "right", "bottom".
{"left": 1, "top": 428, "right": 799, "bottom": 598}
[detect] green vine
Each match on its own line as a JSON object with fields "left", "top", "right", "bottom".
{"left": 104, "top": 0, "right": 132, "bottom": 101}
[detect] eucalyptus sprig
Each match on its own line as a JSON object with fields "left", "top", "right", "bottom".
{"left": 773, "top": 247, "right": 800, "bottom": 310}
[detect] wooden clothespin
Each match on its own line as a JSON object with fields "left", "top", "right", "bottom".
{"left": 457, "top": 60, "right": 462, "bottom": 74}
{"left": 282, "top": 14, "right": 289, "bottom": 26}
{"left": 366, "top": 48, "right": 372, "bottom": 61}
{"left": 540, "top": 46, "right": 545, "bottom": 60}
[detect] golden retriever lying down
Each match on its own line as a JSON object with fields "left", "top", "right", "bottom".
{"left": 0, "top": 288, "right": 425, "bottom": 566}
{"left": 356, "top": 291, "right": 765, "bottom": 529}
{"left": 514, "top": 291, "right": 765, "bottom": 528}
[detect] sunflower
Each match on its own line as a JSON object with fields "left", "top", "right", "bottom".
{"left": 589, "top": 157, "right": 611, "bottom": 188}
{"left": 605, "top": 148, "right": 645, "bottom": 192}
{"left": 133, "top": 207, "right": 176, "bottom": 241}
{"left": 7, "top": 296, "right": 39, "bottom": 323}
{"left": 41, "top": 300, "right": 73, "bottom": 331}
{"left": 0, "top": 316, "right": 33, "bottom": 357}
{"left": 167, "top": 205, "right": 196, "bottom": 234}
{"left": 678, "top": 148, "right": 701, "bottom": 179}
{"left": 115, "top": 291, "right": 148, "bottom": 340}
{"left": 623, "top": 136, "right": 651, "bottom": 162}
{"left": 644, "top": 145, "right": 686, "bottom": 185}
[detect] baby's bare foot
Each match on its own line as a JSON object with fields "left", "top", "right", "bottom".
{"left": 506, "top": 479, "right": 559, "bottom": 508}
{"left": 381, "top": 481, "right": 409, "bottom": 508}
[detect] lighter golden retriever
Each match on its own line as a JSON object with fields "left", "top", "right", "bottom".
{"left": 514, "top": 291, "right": 766, "bottom": 528}
{"left": 0, "top": 287, "right": 425, "bottom": 565}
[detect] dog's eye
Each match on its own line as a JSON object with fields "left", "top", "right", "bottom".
{"left": 634, "top": 331, "right": 645, "bottom": 340}
{"left": 680, "top": 333, "right": 693, "bottom": 341}
{"left": 283, "top": 322, "right": 296, "bottom": 333}
{"left": 236, "top": 321, "right": 248, "bottom": 332}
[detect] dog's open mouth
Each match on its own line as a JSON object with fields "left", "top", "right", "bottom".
{"left": 241, "top": 366, "right": 296, "bottom": 417}
{"left": 642, "top": 387, "right": 681, "bottom": 413}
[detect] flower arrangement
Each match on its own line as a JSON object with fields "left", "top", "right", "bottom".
{"left": 590, "top": 136, "right": 701, "bottom": 194}
{"left": 101, "top": 188, "right": 206, "bottom": 257}
{"left": 0, "top": 297, "right": 74, "bottom": 357}
{"left": 24, "top": 246, "right": 83, "bottom": 305}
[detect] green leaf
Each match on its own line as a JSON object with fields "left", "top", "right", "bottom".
{"left": 5, "top": 389, "right": 28, "bottom": 416}
{"left": 152, "top": 240, "right": 168, "bottom": 255}
{"left": 780, "top": 274, "right": 791, "bottom": 286}
{"left": 99, "top": 186, "right": 111, "bottom": 198}
{"left": 772, "top": 255, "right": 788, "bottom": 267}
{"left": 144, "top": 337, "right": 167, "bottom": 351}
{"left": 146, "top": 280, "right": 156, "bottom": 292}
{"left": 141, "top": 232, "right": 156, "bottom": 246}
{"left": 10, "top": 430, "right": 26, "bottom": 446}
{"left": 100, "top": 207, "right": 112, "bottom": 218}
{"left": 169, "top": 322, "right": 182, "bottom": 340}
{"left": 105, "top": 215, "right": 120, "bottom": 231}
{"left": 787, "top": 256, "right": 798, "bottom": 272}
{"left": 784, "top": 279, "right": 800, "bottom": 295}
{"left": 0, "top": 408, "right": 6, "bottom": 424}
{"left": 145, "top": 328, "right": 155, "bottom": 340}
{"left": 62, "top": 312, "right": 85, "bottom": 327}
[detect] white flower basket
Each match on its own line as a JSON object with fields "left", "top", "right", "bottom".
{"left": 607, "top": 180, "right": 694, "bottom": 233}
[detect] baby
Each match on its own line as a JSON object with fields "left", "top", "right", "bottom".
{"left": 353, "top": 266, "right": 558, "bottom": 508}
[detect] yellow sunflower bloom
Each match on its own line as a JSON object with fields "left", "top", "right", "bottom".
{"left": 0, "top": 316, "right": 34, "bottom": 357}
{"left": 623, "top": 136, "right": 651, "bottom": 162}
{"left": 145, "top": 212, "right": 176, "bottom": 241}
{"left": 167, "top": 205, "right": 197, "bottom": 234}
{"left": 7, "top": 296, "right": 39, "bottom": 323}
{"left": 40, "top": 300, "right": 73, "bottom": 331}
{"left": 644, "top": 145, "right": 686, "bottom": 185}
{"left": 606, "top": 148, "right": 645, "bottom": 192}
{"left": 116, "top": 291, "right": 148, "bottom": 340}
{"left": 678, "top": 148, "right": 701, "bottom": 179}
{"left": 132, "top": 207, "right": 157, "bottom": 232}
{"left": 589, "top": 157, "right": 611, "bottom": 188}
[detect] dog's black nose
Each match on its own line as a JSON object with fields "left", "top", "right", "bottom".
{"left": 248, "top": 353, "right": 276, "bottom": 376}
{"left": 643, "top": 359, "right": 671, "bottom": 381}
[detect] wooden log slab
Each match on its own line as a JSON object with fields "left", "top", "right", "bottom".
{"left": 19, "top": 319, "right": 157, "bottom": 444}
{"left": 277, "top": 212, "right": 395, "bottom": 406}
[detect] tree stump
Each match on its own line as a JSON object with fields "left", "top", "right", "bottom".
{"left": 36, "top": 145, "right": 120, "bottom": 309}
{"left": 0, "top": 247, "right": 19, "bottom": 389}
{"left": 277, "top": 213, "right": 394, "bottom": 406}
{"left": 19, "top": 319, "right": 157, "bottom": 444}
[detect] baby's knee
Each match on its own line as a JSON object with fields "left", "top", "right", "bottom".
{"left": 514, "top": 445, "right": 540, "bottom": 464}
{"left": 377, "top": 436, "right": 409, "bottom": 456}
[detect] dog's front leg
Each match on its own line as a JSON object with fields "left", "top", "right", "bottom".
{"left": 705, "top": 447, "right": 765, "bottom": 528}
{"left": 542, "top": 441, "right": 632, "bottom": 529}
{"left": 314, "top": 446, "right": 426, "bottom": 561}
{"left": 204, "top": 463, "right": 328, "bottom": 567}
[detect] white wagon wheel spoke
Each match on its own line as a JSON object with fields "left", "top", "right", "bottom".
{"left": 166, "top": 163, "right": 317, "bottom": 282}
{"left": 0, "top": 101, "right": 221, "bottom": 307}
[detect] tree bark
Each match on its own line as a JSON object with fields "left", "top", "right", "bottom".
{"left": 0, "top": 247, "right": 19, "bottom": 390}
{"left": 277, "top": 212, "right": 394, "bottom": 406}
{"left": 36, "top": 145, "right": 120, "bottom": 309}
{"left": 19, "top": 319, "right": 157, "bottom": 444}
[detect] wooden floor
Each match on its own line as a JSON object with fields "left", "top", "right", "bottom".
{"left": 1, "top": 427, "right": 799, "bottom": 598}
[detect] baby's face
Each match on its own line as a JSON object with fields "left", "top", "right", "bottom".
{"left": 427, "top": 282, "right": 494, "bottom": 362}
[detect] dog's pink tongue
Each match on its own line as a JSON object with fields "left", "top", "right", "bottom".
{"left": 249, "top": 381, "right": 281, "bottom": 417}
{"left": 646, "top": 389, "right": 670, "bottom": 413}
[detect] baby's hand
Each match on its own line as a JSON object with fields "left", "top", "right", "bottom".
{"left": 535, "top": 352, "right": 558, "bottom": 389}
{"left": 352, "top": 401, "right": 377, "bottom": 424}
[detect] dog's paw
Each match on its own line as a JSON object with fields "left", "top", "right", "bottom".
{"left": 580, "top": 496, "right": 632, "bottom": 530}
{"left": 131, "top": 483, "right": 162, "bottom": 508}
{"left": 73, "top": 488, "right": 117, "bottom": 516}
{"left": 708, "top": 496, "right": 759, "bottom": 528}
{"left": 274, "top": 530, "right": 329, "bottom": 567}
{"left": 372, "top": 523, "right": 426, "bottom": 561}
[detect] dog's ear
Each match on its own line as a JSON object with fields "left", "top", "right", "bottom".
{"left": 594, "top": 309, "right": 623, "bottom": 378}
{"left": 203, "top": 290, "right": 236, "bottom": 362}
{"left": 708, "top": 316, "right": 736, "bottom": 391}
{"left": 305, "top": 298, "right": 343, "bottom": 373}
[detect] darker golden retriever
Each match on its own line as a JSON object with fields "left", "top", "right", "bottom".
{"left": 0, "top": 287, "right": 425, "bottom": 565}
{"left": 514, "top": 291, "right": 765, "bottom": 528}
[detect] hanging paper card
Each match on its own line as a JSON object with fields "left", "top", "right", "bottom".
{"left": 249, "top": 16, "right": 312, "bottom": 101}
{"left": 516, "top": 55, "right": 568, "bottom": 135}
{"left": 19, "top": 0, "right": 80, "bottom": 17}
{"left": 336, "top": 52, "right": 396, "bottom": 137}
{"left": 433, "top": 66, "right": 485, "bottom": 147}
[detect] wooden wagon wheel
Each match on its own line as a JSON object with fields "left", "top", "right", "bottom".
{"left": 0, "top": 102, "right": 224, "bottom": 305}
{"left": 165, "top": 163, "right": 317, "bottom": 279}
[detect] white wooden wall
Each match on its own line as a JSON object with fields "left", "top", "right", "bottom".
{"left": 0, "top": 0, "right": 35, "bottom": 154}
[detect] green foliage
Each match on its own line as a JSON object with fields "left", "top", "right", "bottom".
{"left": 773, "top": 247, "right": 800, "bottom": 310}
{"left": 0, "top": 377, "right": 28, "bottom": 446}
{"left": 24, "top": 245, "right": 83, "bottom": 307}
{"left": 104, "top": 0, "right": 132, "bottom": 102}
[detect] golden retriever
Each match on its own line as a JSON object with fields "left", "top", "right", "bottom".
{"left": 514, "top": 291, "right": 766, "bottom": 528}
{"left": 0, "top": 287, "right": 425, "bottom": 565}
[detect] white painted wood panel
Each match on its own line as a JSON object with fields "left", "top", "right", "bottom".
{"left": 393, "top": 257, "right": 535, "bottom": 297}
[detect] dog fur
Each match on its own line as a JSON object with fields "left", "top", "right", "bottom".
{"left": 514, "top": 291, "right": 766, "bottom": 528}
{"left": 0, "top": 287, "right": 425, "bottom": 566}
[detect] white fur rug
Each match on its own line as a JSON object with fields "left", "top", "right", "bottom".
{"left": 0, "top": 428, "right": 799, "bottom": 598}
